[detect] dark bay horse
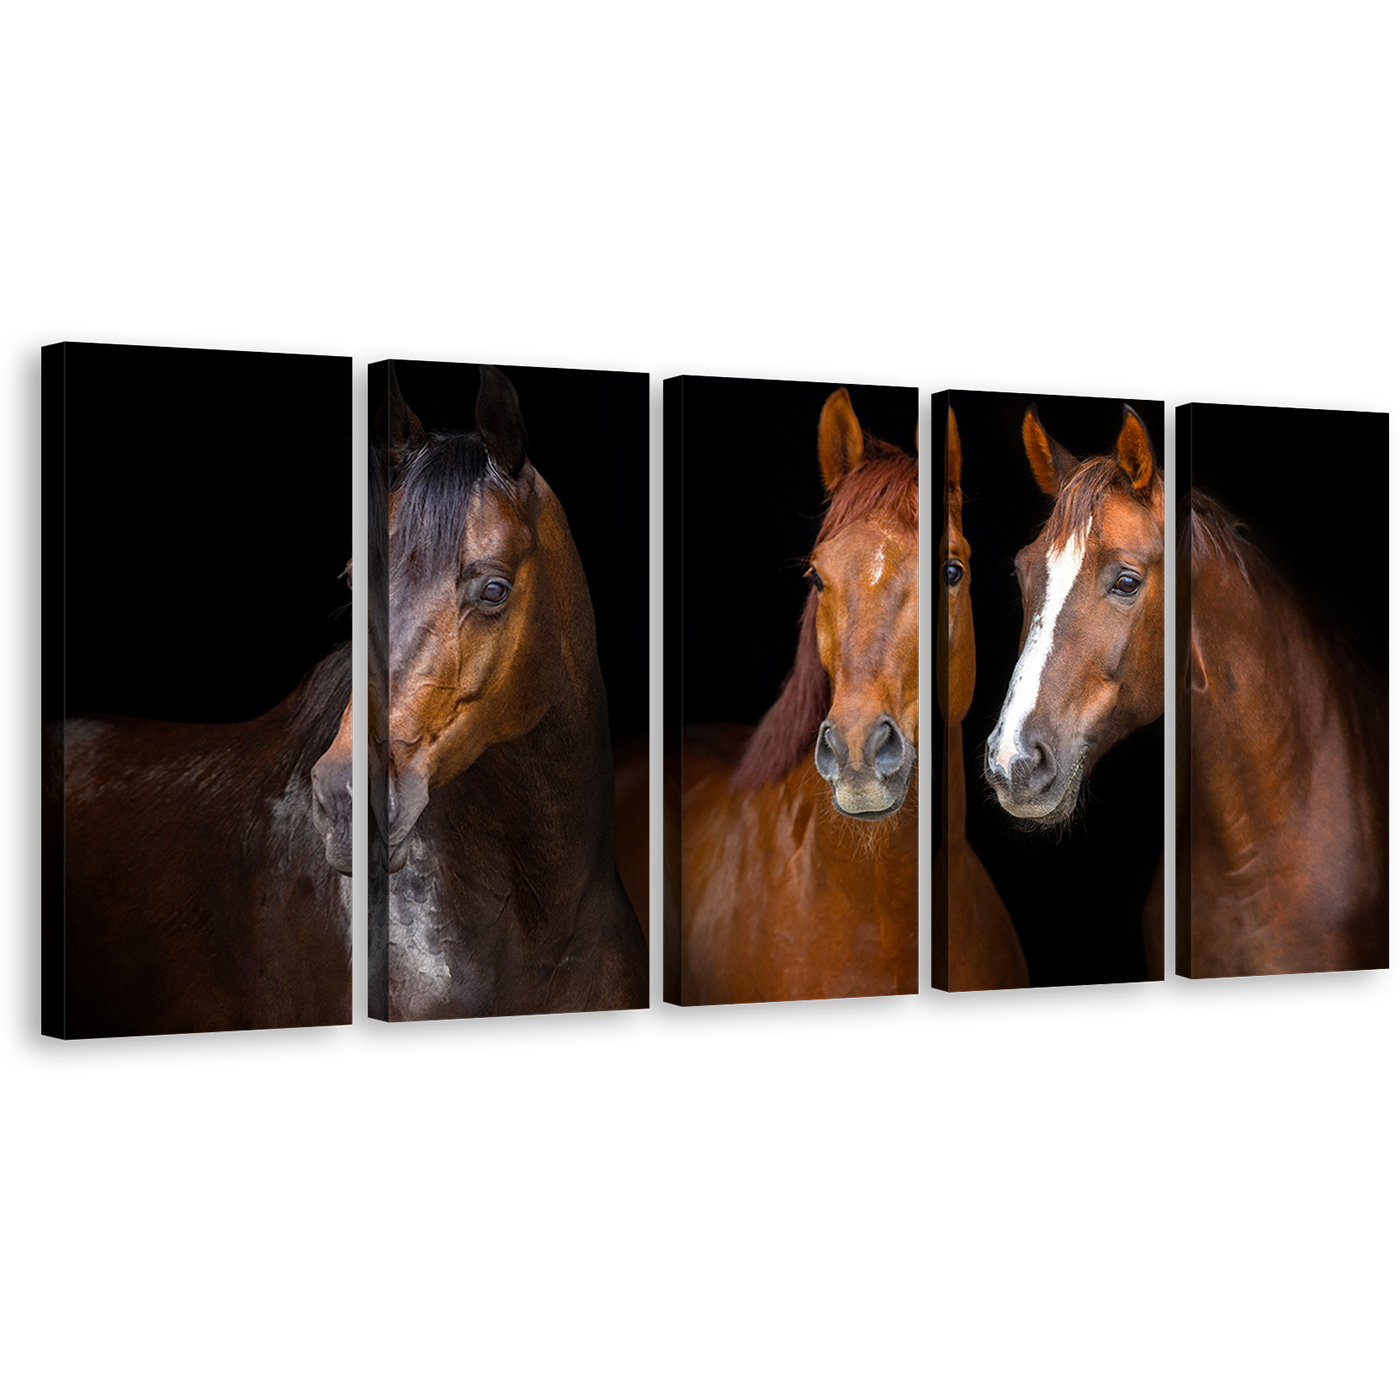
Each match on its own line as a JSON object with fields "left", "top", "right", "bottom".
{"left": 1181, "top": 490, "right": 1387, "bottom": 975}
{"left": 678, "top": 388, "right": 918, "bottom": 1004}
{"left": 314, "top": 365, "right": 648, "bottom": 1019}
{"left": 46, "top": 644, "right": 354, "bottom": 1037}
{"left": 984, "top": 404, "right": 1165, "bottom": 977}
{"left": 933, "top": 405, "right": 1027, "bottom": 991}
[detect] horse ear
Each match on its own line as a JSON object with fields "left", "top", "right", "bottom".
{"left": 373, "top": 366, "right": 426, "bottom": 470}
{"left": 1021, "top": 404, "right": 1079, "bottom": 497}
{"left": 476, "top": 366, "right": 529, "bottom": 478}
{"left": 1116, "top": 405, "right": 1157, "bottom": 492}
{"left": 944, "top": 405, "right": 963, "bottom": 529}
{"left": 817, "top": 387, "right": 863, "bottom": 492}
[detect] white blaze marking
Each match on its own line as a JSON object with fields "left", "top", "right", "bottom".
{"left": 992, "top": 530, "right": 1086, "bottom": 770}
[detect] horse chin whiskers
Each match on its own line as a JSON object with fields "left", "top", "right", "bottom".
{"left": 821, "top": 785, "right": 911, "bottom": 856}
{"left": 1007, "top": 798, "right": 1083, "bottom": 838}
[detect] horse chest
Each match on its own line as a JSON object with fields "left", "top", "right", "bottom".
{"left": 381, "top": 828, "right": 634, "bottom": 1018}
{"left": 384, "top": 841, "right": 505, "bottom": 1018}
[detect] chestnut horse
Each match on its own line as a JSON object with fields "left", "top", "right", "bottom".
{"left": 984, "top": 404, "right": 1165, "bottom": 977}
{"left": 1180, "top": 490, "right": 1387, "bottom": 975}
{"left": 46, "top": 643, "right": 354, "bottom": 1037}
{"left": 933, "top": 405, "right": 1027, "bottom": 991}
{"left": 678, "top": 388, "right": 918, "bottom": 1004}
{"left": 312, "top": 366, "right": 648, "bottom": 1019}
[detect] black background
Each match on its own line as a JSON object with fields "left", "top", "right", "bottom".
{"left": 53, "top": 343, "right": 351, "bottom": 723}
{"left": 32, "top": 344, "right": 1388, "bottom": 1064}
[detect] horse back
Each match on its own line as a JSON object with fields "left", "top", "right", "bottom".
{"left": 50, "top": 714, "right": 350, "bottom": 1036}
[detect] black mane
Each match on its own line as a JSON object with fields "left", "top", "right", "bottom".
{"left": 387, "top": 430, "right": 519, "bottom": 583}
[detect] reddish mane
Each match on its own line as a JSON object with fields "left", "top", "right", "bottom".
{"left": 1046, "top": 453, "right": 1164, "bottom": 552}
{"left": 732, "top": 434, "right": 917, "bottom": 790}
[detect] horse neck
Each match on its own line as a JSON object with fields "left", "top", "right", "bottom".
{"left": 1190, "top": 570, "right": 1386, "bottom": 860}
{"left": 537, "top": 476, "right": 609, "bottom": 741}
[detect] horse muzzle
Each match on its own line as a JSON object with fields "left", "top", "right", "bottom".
{"left": 984, "top": 731, "right": 1084, "bottom": 824}
{"left": 814, "top": 713, "right": 915, "bottom": 820}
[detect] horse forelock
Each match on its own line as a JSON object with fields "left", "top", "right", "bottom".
{"left": 732, "top": 434, "right": 916, "bottom": 791}
{"left": 817, "top": 433, "right": 918, "bottom": 545}
{"left": 387, "top": 429, "right": 523, "bottom": 583}
{"left": 1046, "top": 454, "right": 1163, "bottom": 554}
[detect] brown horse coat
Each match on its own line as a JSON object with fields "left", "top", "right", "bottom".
{"left": 678, "top": 389, "right": 918, "bottom": 1004}
{"left": 49, "top": 645, "right": 354, "bottom": 1037}
{"left": 1180, "top": 491, "right": 1387, "bottom": 976}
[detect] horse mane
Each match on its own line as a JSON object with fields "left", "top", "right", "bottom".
{"left": 1182, "top": 488, "right": 1253, "bottom": 582}
{"left": 387, "top": 429, "right": 520, "bottom": 583}
{"left": 284, "top": 641, "right": 353, "bottom": 770}
{"left": 1184, "top": 488, "right": 1386, "bottom": 701}
{"left": 732, "top": 433, "right": 917, "bottom": 790}
{"left": 1047, "top": 452, "right": 1164, "bottom": 551}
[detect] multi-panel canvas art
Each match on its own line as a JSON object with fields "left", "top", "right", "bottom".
{"left": 41, "top": 354, "right": 1388, "bottom": 1037}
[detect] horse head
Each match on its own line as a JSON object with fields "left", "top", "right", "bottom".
{"left": 939, "top": 405, "right": 974, "bottom": 725}
{"left": 985, "top": 404, "right": 1163, "bottom": 824}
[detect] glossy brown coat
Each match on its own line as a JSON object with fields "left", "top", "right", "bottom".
{"left": 51, "top": 646, "right": 354, "bottom": 1037}
{"left": 1180, "top": 491, "right": 1387, "bottom": 976}
{"left": 678, "top": 389, "right": 918, "bottom": 1004}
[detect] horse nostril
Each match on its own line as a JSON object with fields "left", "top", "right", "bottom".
{"left": 867, "top": 716, "right": 906, "bottom": 778}
{"left": 1013, "top": 742, "right": 1057, "bottom": 796}
{"left": 813, "top": 720, "right": 845, "bottom": 781}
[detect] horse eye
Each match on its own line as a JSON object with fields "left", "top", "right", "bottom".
{"left": 1111, "top": 573, "right": 1141, "bottom": 597}
{"left": 481, "top": 579, "right": 511, "bottom": 606}
{"left": 943, "top": 561, "right": 964, "bottom": 587}
{"left": 808, "top": 568, "right": 824, "bottom": 593}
